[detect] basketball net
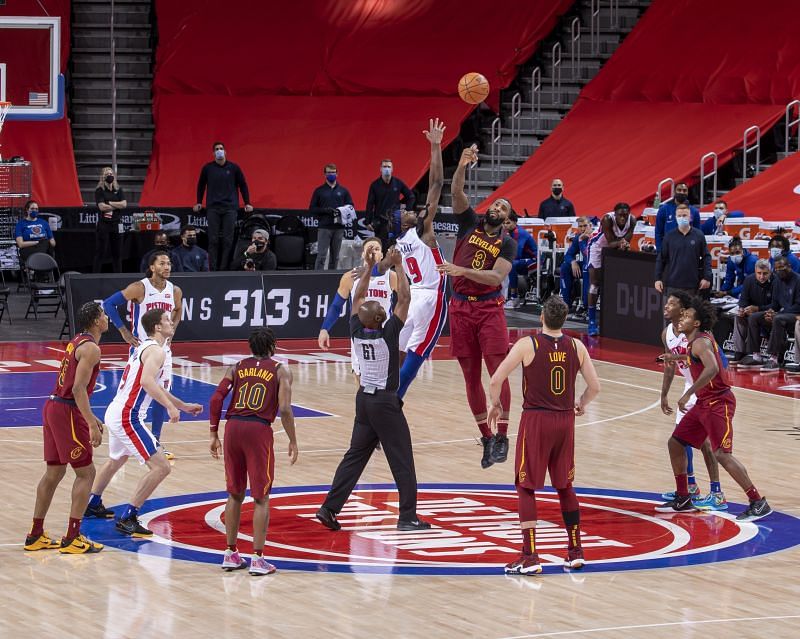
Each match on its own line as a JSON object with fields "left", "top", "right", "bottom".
{"left": 0, "top": 101, "right": 11, "bottom": 161}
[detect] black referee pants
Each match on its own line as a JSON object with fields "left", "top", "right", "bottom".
{"left": 323, "top": 389, "right": 418, "bottom": 521}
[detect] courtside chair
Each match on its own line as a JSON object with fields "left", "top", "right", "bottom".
{"left": 24, "top": 253, "right": 61, "bottom": 319}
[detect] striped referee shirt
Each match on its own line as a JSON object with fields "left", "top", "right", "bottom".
{"left": 350, "top": 315, "right": 403, "bottom": 391}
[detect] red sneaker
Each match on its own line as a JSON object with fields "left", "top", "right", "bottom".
{"left": 504, "top": 553, "right": 542, "bottom": 575}
{"left": 564, "top": 547, "right": 585, "bottom": 570}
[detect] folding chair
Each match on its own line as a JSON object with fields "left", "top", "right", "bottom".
{"left": 24, "top": 253, "right": 61, "bottom": 319}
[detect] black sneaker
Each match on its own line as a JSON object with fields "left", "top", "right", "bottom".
{"left": 491, "top": 434, "right": 509, "bottom": 464}
{"left": 736, "top": 497, "right": 772, "bottom": 522}
{"left": 728, "top": 352, "right": 746, "bottom": 367}
{"left": 736, "top": 355, "right": 763, "bottom": 369}
{"left": 315, "top": 506, "right": 341, "bottom": 531}
{"left": 654, "top": 495, "right": 696, "bottom": 513}
{"left": 115, "top": 515, "right": 153, "bottom": 537}
{"left": 397, "top": 518, "right": 432, "bottom": 531}
{"left": 84, "top": 501, "right": 115, "bottom": 519}
{"left": 783, "top": 363, "right": 800, "bottom": 376}
{"left": 480, "top": 435, "right": 496, "bottom": 469}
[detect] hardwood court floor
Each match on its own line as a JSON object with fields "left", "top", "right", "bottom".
{"left": 1, "top": 337, "right": 798, "bottom": 639}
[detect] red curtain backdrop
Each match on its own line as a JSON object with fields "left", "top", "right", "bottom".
{"left": 142, "top": 0, "right": 573, "bottom": 207}
{"left": 717, "top": 151, "right": 800, "bottom": 221}
{"left": 485, "top": 0, "right": 800, "bottom": 215}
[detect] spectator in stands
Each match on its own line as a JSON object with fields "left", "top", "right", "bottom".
{"left": 559, "top": 216, "right": 592, "bottom": 314}
{"left": 654, "top": 182, "right": 700, "bottom": 252}
{"left": 730, "top": 259, "right": 773, "bottom": 366}
{"left": 93, "top": 167, "right": 127, "bottom": 273}
{"left": 502, "top": 211, "right": 537, "bottom": 308}
{"left": 365, "top": 158, "right": 415, "bottom": 250}
{"left": 238, "top": 229, "right": 276, "bottom": 271}
{"left": 309, "top": 163, "right": 354, "bottom": 270}
{"left": 700, "top": 199, "right": 741, "bottom": 235}
{"left": 737, "top": 256, "right": 800, "bottom": 372}
{"left": 538, "top": 178, "right": 575, "bottom": 219}
{"left": 139, "top": 231, "right": 171, "bottom": 273}
{"left": 654, "top": 204, "right": 711, "bottom": 296}
{"left": 714, "top": 236, "right": 757, "bottom": 299}
{"left": 171, "top": 225, "right": 209, "bottom": 272}
{"left": 768, "top": 234, "right": 800, "bottom": 273}
{"left": 15, "top": 200, "right": 55, "bottom": 263}
{"left": 194, "top": 142, "right": 253, "bottom": 271}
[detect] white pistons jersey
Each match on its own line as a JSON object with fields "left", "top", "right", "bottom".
{"left": 588, "top": 212, "right": 632, "bottom": 268}
{"left": 351, "top": 266, "right": 392, "bottom": 316}
{"left": 110, "top": 339, "right": 166, "bottom": 421}
{"left": 128, "top": 278, "right": 175, "bottom": 342}
{"left": 395, "top": 225, "right": 446, "bottom": 290}
{"left": 665, "top": 322, "right": 696, "bottom": 422}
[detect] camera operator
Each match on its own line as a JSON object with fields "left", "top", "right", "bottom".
{"left": 238, "top": 229, "right": 277, "bottom": 271}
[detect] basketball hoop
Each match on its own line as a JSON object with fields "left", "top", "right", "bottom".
{"left": 0, "top": 101, "right": 11, "bottom": 162}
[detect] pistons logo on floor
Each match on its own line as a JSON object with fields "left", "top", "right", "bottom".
{"left": 83, "top": 484, "right": 800, "bottom": 574}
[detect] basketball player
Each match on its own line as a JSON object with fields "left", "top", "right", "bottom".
{"left": 89, "top": 309, "right": 202, "bottom": 537}
{"left": 488, "top": 297, "right": 601, "bottom": 574}
{"left": 394, "top": 118, "right": 449, "bottom": 397}
{"left": 25, "top": 302, "right": 108, "bottom": 554}
{"left": 585, "top": 203, "right": 634, "bottom": 336}
{"left": 316, "top": 247, "right": 430, "bottom": 532}
{"left": 209, "top": 328, "right": 299, "bottom": 576}
{"left": 318, "top": 237, "right": 396, "bottom": 380}
{"left": 101, "top": 251, "right": 183, "bottom": 460}
{"left": 659, "top": 291, "right": 726, "bottom": 510}
{"left": 657, "top": 298, "right": 771, "bottom": 522}
{"left": 437, "top": 144, "right": 517, "bottom": 469}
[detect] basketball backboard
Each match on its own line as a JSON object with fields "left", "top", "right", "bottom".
{"left": 0, "top": 16, "right": 62, "bottom": 119}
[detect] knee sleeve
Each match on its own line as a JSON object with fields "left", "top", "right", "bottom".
{"left": 516, "top": 485, "right": 538, "bottom": 522}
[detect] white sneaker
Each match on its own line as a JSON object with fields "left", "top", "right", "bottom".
{"left": 249, "top": 555, "right": 276, "bottom": 576}
{"left": 221, "top": 548, "right": 247, "bottom": 571}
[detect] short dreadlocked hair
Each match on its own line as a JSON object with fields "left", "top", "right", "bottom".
{"left": 249, "top": 328, "right": 277, "bottom": 358}
{"left": 76, "top": 301, "right": 104, "bottom": 332}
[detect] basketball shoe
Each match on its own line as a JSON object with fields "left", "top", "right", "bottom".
{"left": 315, "top": 506, "right": 341, "bottom": 531}
{"left": 23, "top": 532, "right": 60, "bottom": 551}
{"left": 221, "top": 548, "right": 248, "bottom": 571}
{"left": 397, "top": 518, "right": 432, "bottom": 531}
{"left": 660, "top": 483, "right": 701, "bottom": 501}
{"left": 249, "top": 556, "right": 277, "bottom": 576}
{"left": 564, "top": 547, "right": 585, "bottom": 570}
{"left": 694, "top": 492, "right": 728, "bottom": 511}
{"left": 655, "top": 495, "right": 697, "bottom": 513}
{"left": 84, "top": 500, "right": 115, "bottom": 519}
{"left": 735, "top": 497, "right": 772, "bottom": 522}
{"left": 59, "top": 534, "right": 103, "bottom": 554}
{"left": 116, "top": 515, "right": 153, "bottom": 537}
{"left": 505, "top": 553, "right": 543, "bottom": 575}
{"left": 491, "top": 434, "right": 509, "bottom": 464}
{"left": 162, "top": 448, "right": 175, "bottom": 461}
{"left": 480, "top": 435, "right": 496, "bottom": 469}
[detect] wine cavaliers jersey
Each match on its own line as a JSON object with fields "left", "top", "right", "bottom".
{"left": 53, "top": 333, "right": 100, "bottom": 401}
{"left": 522, "top": 334, "right": 580, "bottom": 411}
{"left": 128, "top": 277, "right": 175, "bottom": 342}
{"left": 226, "top": 356, "right": 281, "bottom": 424}
{"left": 396, "top": 222, "right": 446, "bottom": 290}
{"left": 688, "top": 332, "right": 731, "bottom": 403}
{"left": 452, "top": 208, "right": 516, "bottom": 297}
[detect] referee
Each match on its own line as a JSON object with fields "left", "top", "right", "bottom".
{"left": 316, "top": 246, "right": 430, "bottom": 531}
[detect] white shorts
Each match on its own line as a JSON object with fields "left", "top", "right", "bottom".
{"left": 675, "top": 389, "right": 697, "bottom": 426}
{"left": 398, "top": 288, "right": 448, "bottom": 357}
{"left": 588, "top": 241, "right": 604, "bottom": 269}
{"left": 105, "top": 403, "right": 159, "bottom": 464}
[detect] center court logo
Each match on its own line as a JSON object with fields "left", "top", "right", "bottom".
{"left": 86, "top": 484, "right": 800, "bottom": 575}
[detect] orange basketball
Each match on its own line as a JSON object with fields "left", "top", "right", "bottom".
{"left": 458, "top": 72, "right": 490, "bottom": 104}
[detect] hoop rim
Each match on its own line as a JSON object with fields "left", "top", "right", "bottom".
{"left": 0, "top": 101, "right": 11, "bottom": 106}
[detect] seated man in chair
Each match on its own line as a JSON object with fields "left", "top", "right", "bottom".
{"left": 238, "top": 229, "right": 277, "bottom": 271}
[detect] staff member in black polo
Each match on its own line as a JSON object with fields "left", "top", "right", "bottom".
{"left": 94, "top": 167, "right": 127, "bottom": 273}
{"left": 194, "top": 141, "right": 253, "bottom": 271}
{"left": 365, "top": 158, "right": 415, "bottom": 250}
{"left": 316, "top": 245, "right": 430, "bottom": 532}
{"left": 538, "top": 177, "right": 576, "bottom": 219}
{"left": 654, "top": 203, "right": 712, "bottom": 297}
{"left": 309, "top": 163, "right": 354, "bottom": 270}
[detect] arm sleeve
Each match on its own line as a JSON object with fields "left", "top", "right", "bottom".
{"left": 210, "top": 377, "right": 233, "bottom": 427}
{"left": 455, "top": 207, "right": 480, "bottom": 239}
{"left": 196, "top": 166, "right": 207, "bottom": 203}
{"left": 236, "top": 165, "right": 251, "bottom": 205}
{"left": 321, "top": 293, "right": 347, "bottom": 331}
{"left": 102, "top": 290, "right": 128, "bottom": 329}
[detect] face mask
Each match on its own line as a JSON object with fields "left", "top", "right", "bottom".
{"left": 730, "top": 254, "right": 743, "bottom": 264}
{"left": 28, "top": 210, "right": 39, "bottom": 219}
{"left": 155, "top": 242, "right": 168, "bottom": 249}
{"left": 714, "top": 208, "right": 725, "bottom": 219}
{"left": 185, "top": 237, "right": 197, "bottom": 247}
{"left": 381, "top": 167, "right": 392, "bottom": 178}
{"left": 214, "top": 149, "right": 225, "bottom": 161}
{"left": 253, "top": 240, "right": 266, "bottom": 250}
{"left": 552, "top": 187, "right": 563, "bottom": 196}
{"left": 326, "top": 173, "right": 337, "bottom": 183}
{"left": 105, "top": 174, "right": 115, "bottom": 184}
{"left": 677, "top": 218, "right": 690, "bottom": 229}
{"left": 674, "top": 193, "right": 688, "bottom": 204}
{"left": 770, "top": 247, "right": 783, "bottom": 259}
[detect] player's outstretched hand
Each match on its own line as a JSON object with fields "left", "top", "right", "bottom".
{"left": 210, "top": 434, "right": 222, "bottom": 460}
{"left": 387, "top": 247, "right": 402, "bottom": 267}
{"left": 288, "top": 440, "right": 299, "bottom": 465}
{"left": 364, "top": 244, "right": 379, "bottom": 267}
{"left": 424, "top": 118, "right": 446, "bottom": 144}
{"left": 183, "top": 403, "right": 203, "bottom": 416}
{"left": 459, "top": 144, "right": 479, "bottom": 167}
{"left": 436, "top": 261, "right": 465, "bottom": 277}
{"left": 660, "top": 395, "right": 673, "bottom": 416}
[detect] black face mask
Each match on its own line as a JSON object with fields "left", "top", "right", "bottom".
{"left": 185, "top": 237, "right": 197, "bottom": 247}
{"left": 674, "top": 193, "right": 688, "bottom": 204}
{"left": 552, "top": 187, "right": 563, "bottom": 196}
{"left": 105, "top": 175, "right": 115, "bottom": 184}
{"left": 155, "top": 243, "right": 168, "bottom": 249}
{"left": 253, "top": 241, "right": 266, "bottom": 250}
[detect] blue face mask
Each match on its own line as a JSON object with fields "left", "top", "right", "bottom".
{"left": 326, "top": 173, "right": 337, "bottom": 183}
{"left": 677, "top": 218, "right": 690, "bottom": 229}
{"left": 381, "top": 167, "right": 392, "bottom": 178}
{"left": 214, "top": 149, "right": 225, "bottom": 161}
{"left": 29, "top": 210, "right": 38, "bottom": 219}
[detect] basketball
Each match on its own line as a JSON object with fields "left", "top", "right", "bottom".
{"left": 458, "top": 72, "right": 490, "bottom": 104}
